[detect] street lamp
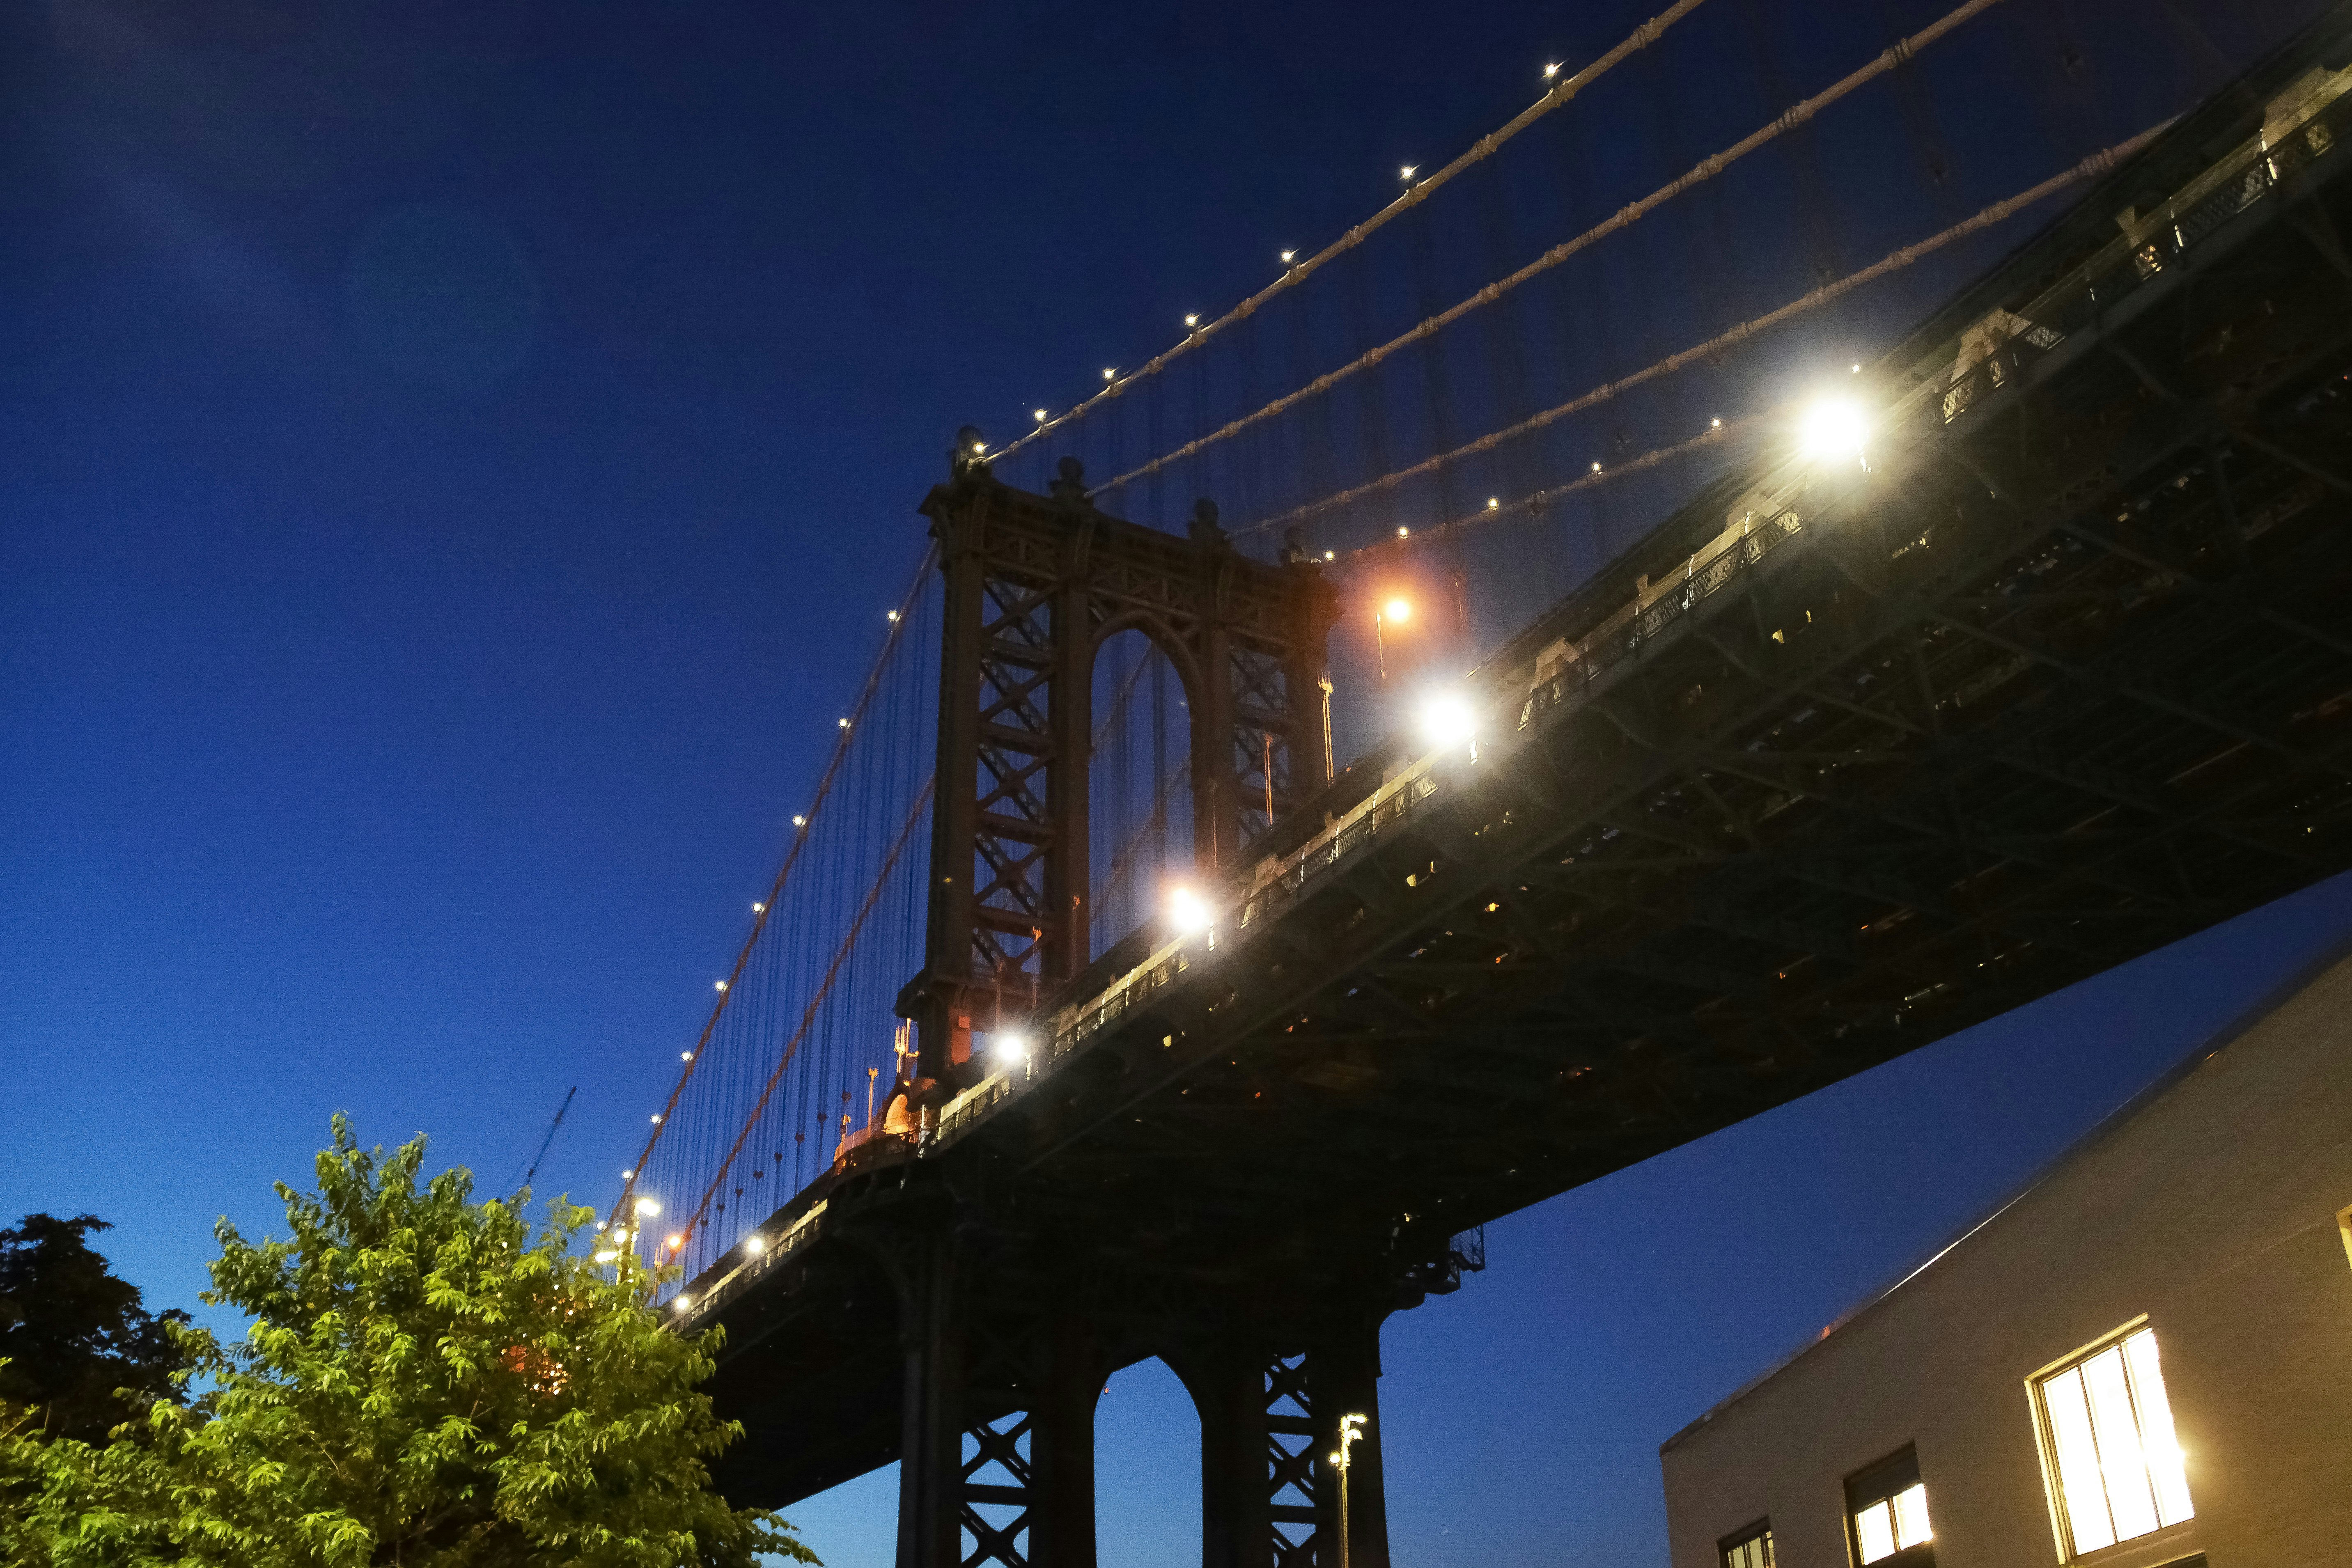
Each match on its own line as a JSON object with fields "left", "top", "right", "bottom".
{"left": 1374, "top": 596, "right": 1411, "bottom": 684}
{"left": 1329, "top": 1412, "right": 1368, "bottom": 1568}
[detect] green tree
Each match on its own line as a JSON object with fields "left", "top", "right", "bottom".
{"left": 0, "top": 1214, "right": 189, "bottom": 1443}
{"left": 10, "top": 1117, "right": 817, "bottom": 1568}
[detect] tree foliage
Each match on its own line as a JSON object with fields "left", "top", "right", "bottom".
{"left": 0, "top": 1214, "right": 189, "bottom": 1444}
{"left": 4, "top": 1117, "right": 817, "bottom": 1568}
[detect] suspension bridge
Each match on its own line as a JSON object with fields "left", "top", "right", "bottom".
{"left": 595, "top": 4, "right": 2352, "bottom": 1564}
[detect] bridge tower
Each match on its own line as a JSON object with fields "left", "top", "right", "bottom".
{"left": 887, "top": 446, "right": 1372, "bottom": 1568}
{"left": 907, "top": 445, "right": 1339, "bottom": 1077}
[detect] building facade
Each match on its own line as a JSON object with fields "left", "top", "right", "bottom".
{"left": 1659, "top": 946, "right": 2352, "bottom": 1568}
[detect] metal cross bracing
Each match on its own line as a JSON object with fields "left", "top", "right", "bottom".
{"left": 903, "top": 460, "right": 1340, "bottom": 1086}
{"left": 637, "top": 14, "right": 2352, "bottom": 1568}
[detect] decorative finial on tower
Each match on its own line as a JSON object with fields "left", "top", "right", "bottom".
{"left": 1189, "top": 496, "right": 1228, "bottom": 548}
{"left": 952, "top": 425, "right": 990, "bottom": 479}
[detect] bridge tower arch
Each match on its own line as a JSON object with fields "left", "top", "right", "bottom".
{"left": 907, "top": 448, "right": 1338, "bottom": 1080}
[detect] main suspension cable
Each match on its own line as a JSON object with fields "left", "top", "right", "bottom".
{"left": 675, "top": 773, "right": 937, "bottom": 1255}
{"left": 985, "top": 0, "right": 1711, "bottom": 466}
{"left": 1247, "top": 122, "right": 2166, "bottom": 542}
{"left": 607, "top": 541, "right": 939, "bottom": 1230}
{"left": 1098, "top": 0, "right": 2017, "bottom": 502}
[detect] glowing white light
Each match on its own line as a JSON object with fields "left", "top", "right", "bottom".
{"left": 752, "top": 901, "right": 765, "bottom": 913}
{"left": 886, "top": 610, "right": 899, "bottom": 622}
{"left": 636, "top": 1198, "right": 661, "bottom": 1216}
{"left": 837, "top": 718, "right": 850, "bottom": 729}
{"left": 971, "top": 441, "right": 985, "bottom": 454}
{"left": 1324, "top": 550, "right": 1336, "bottom": 561}
{"left": 1397, "top": 525, "right": 1409, "bottom": 537}
{"left": 593, "top": 1249, "right": 618, "bottom": 1263}
{"left": 1418, "top": 692, "right": 1478, "bottom": 750}
{"left": 1400, "top": 165, "right": 1417, "bottom": 180}
{"left": 1166, "top": 886, "right": 1214, "bottom": 937}
{"left": 1382, "top": 596, "right": 1411, "bottom": 623}
{"left": 1799, "top": 397, "right": 1870, "bottom": 463}
{"left": 681, "top": 1050, "right": 693, "bottom": 1060}
{"left": 650, "top": 1113, "right": 662, "bottom": 1123}
{"left": 1544, "top": 62, "right": 1561, "bottom": 78}
{"left": 1485, "top": 497, "right": 1498, "bottom": 510}
{"left": 1034, "top": 408, "right": 1048, "bottom": 422}
{"left": 742, "top": 1234, "right": 765, "bottom": 1256}
{"left": 1710, "top": 417, "right": 1722, "bottom": 428}
{"left": 1280, "top": 250, "right": 1296, "bottom": 264}
{"left": 620, "top": 1168, "right": 633, "bottom": 1178}
{"left": 1852, "top": 362, "right": 1862, "bottom": 372}
{"left": 714, "top": 979, "right": 728, "bottom": 992}
{"left": 1590, "top": 461, "right": 1602, "bottom": 472}
{"left": 1103, "top": 367, "right": 1116, "bottom": 381}
{"left": 994, "top": 1031, "right": 1028, "bottom": 1064}
{"left": 1184, "top": 313, "right": 1200, "bottom": 327}
{"left": 664, "top": 1232, "right": 683, "bottom": 1250}
{"left": 792, "top": 814, "right": 806, "bottom": 826}
{"left": 673, "top": 1295, "right": 692, "bottom": 1311}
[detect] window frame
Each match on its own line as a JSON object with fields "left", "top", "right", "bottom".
{"left": 1843, "top": 1444, "right": 1933, "bottom": 1568}
{"left": 1719, "top": 1517, "right": 1774, "bottom": 1568}
{"left": 2025, "top": 1316, "right": 2194, "bottom": 1563}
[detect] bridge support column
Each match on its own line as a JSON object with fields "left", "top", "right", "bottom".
{"left": 894, "top": 1233, "right": 1103, "bottom": 1568}
{"left": 1177, "top": 1314, "right": 1391, "bottom": 1568}
{"left": 1308, "top": 1314, "right": 1390, "bottom": 1568}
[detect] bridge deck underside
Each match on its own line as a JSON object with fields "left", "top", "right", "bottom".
{"left": 700, "top": 80, "right": 2352, "bottom": 1509}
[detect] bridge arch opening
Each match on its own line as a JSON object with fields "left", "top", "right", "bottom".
{"left": 1088, "top": 626, "right": 1194, "bottom": 961}
{"left": 1095, "top": 1355, "right": 1202, "bottom": 1568}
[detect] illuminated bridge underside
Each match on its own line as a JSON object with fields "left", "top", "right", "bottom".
{"left": 696, "top": 51, "right": 2352, "bottom": 1543}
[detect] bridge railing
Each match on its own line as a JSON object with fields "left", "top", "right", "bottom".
{"left": 930, "top": 65, "right": 2352, "bottom": 1155}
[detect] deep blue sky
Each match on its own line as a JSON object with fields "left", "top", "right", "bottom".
{"left": 6, "top": 2, "right": 2350, "bottom": 1565}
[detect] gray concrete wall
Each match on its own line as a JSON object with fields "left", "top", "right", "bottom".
{"left": 1658, "top": 949, "right": 2352, "bottom": 1568}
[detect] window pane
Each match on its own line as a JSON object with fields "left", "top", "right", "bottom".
{"left": 1856, "top": 1501, "right": 1897, "bottom": 1565}
{"left": 1892, "top": 1483, "right": 1933, "bottom": 1549}
{"left": 2083, "top": 1345, "right": 2159, "bottom": 1541}
{"left": 2042, "top": 1366, "right": 2116, "bottom": 1554}
{"left": 2123, "top": 1329, "right": 2194, "bottom": 1528}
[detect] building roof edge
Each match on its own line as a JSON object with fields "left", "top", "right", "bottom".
{"left": 1659, "top": 917, "right": 2352, "bottom": 1456}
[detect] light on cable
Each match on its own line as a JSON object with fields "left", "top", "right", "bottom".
{"left": 1034, "top": 408, "right": 1048, "bottom": 422}
{"left": 1280, "top": 250, "right": 1296, "bottom": 264}
{"left": 742, "top": 1234, "right": 765, "bottom": 1256}
{"left": 1103, "top": 367, "right": 1116, "bottom": 381}
{"left": 752, "top": 901, "right": 765, "bottom": 913}
{"left": 1184, "top": 313, "right": 1200, "bottom": 328}
{"left": 636, "top": 1198, "right": 661, "bottom": 1217}
{"left": 1400, "top": 165, "right": 1417, "bottom": 181}
{"left": 1543, "top": 62, "right": 1562, "bottom": 78}
{"left": 994, "top": 1030, "right": 1028, "bottom": 1066}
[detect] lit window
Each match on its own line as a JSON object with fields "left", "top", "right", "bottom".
{"left": 1720, "top": 1519, "right": 1774, "bottom": 1568}
{"left": 1846, "top": 1447, "right": 1933, "bottom": 1566}
{"left": 2032, "top": 1325, "right": 2192, "bottom": 1557}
